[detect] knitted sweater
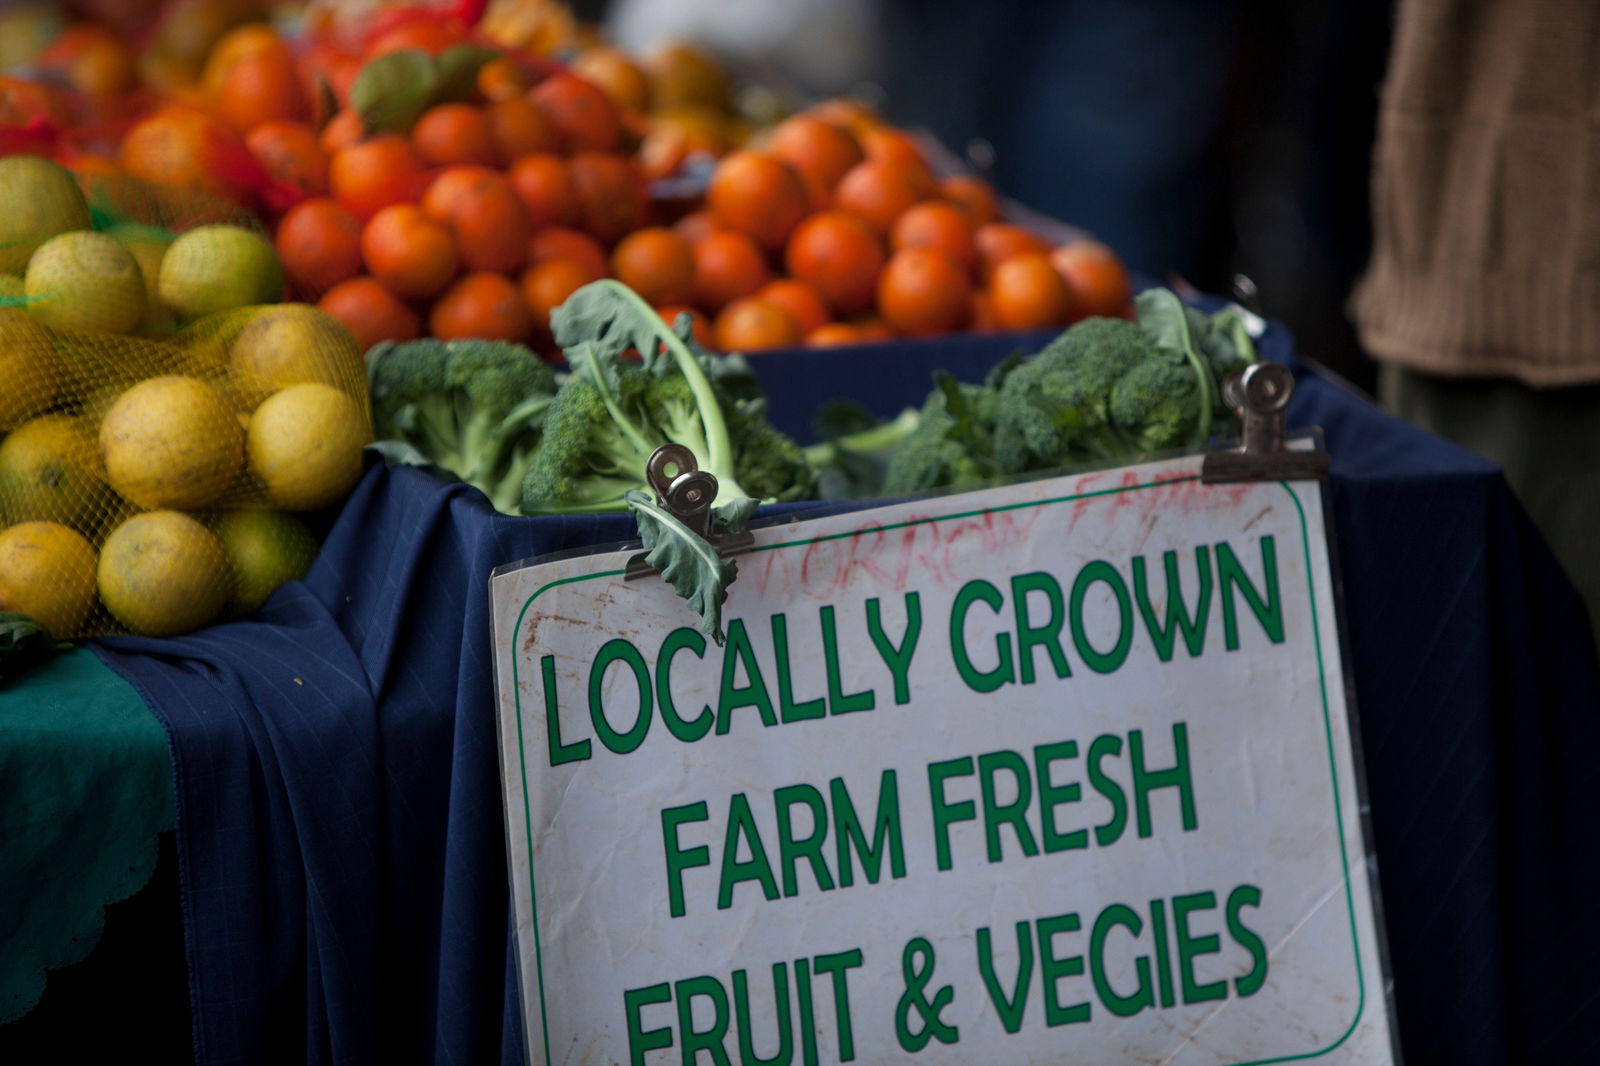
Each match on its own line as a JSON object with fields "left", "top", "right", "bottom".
{"left": 1351, "top": 0, "right": 1600, "bottom": 386}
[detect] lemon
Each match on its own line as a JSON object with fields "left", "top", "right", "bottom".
{"left": 0, "top": 306, "right": 60, "bottom": 429}
{"left": 213, "top": 507, "right": 318, "bottom": 614}
{"left": 158, "top": 224, "right": 283, "bottom": 321}
{"left": 100, "top": 374, "right": 244, "bottom": 509}
{"left": 97, "top": 510, "right": 229, "bottom": 636}
{"left": 106, "top": 223, "right": 177, "bottom": 337}
{"left": 227, "top": 304, "right": 364, "bottom": 411}
{"left": 24, "top": 230, "right": 148, "bottom": 334}
{"left": 246, "top": 383, "right": 371, "bottom": 511}
{"left": 0, "top": 155, "right": 91, "bottom": 275}
{"left": 0, "top": 520, "right": 98, "bottom": 638}
{"left": 0, "top": 414, "right": 110, "bottom": 530}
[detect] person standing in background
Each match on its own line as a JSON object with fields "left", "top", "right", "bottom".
{"left": 1350, "top": 0, "right": 1600, "bottom": 650}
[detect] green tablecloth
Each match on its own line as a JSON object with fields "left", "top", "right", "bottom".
{"left": 0, "top": 648, "right": 176, "bottom": 1024}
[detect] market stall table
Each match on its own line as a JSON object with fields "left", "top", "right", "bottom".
{"left": 3, "top": 324, "right": 1597, "bottom": 1064}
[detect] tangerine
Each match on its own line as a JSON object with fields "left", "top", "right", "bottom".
{"left": 520, "top": 257, "right": 600, "bottom": 333}
{"left": 656, "top": 304, "right": 713, "bottom": 347}
{"left": 567, "top": 152, "right": 646, "bottom": 246}
{"left": 508, "top": 155, "right": 580, "bottom": 229}
{"left": 940, "top": 175, "right": 1001, "bottom": 226}
{"left": 488, "top": 95, "right": 559, "bottom": 163}
{"left": 317, "top": 276, "right": 421, "bottom": 352}
{"left": 430, "top": 273, "right": 533, "bottom": 342}
{"left": 611, "top": 227, "right": 696, "bottom": 307}
{"left": 707, "top": 150, "right": 809, "bottom": 252}
{"left": 117, "top": 104, "right": 264, "bottom": 207}
{"left": 784, "top": 209, "right": 885, "bottom": 315}
{"left": 891, "top": 201, "right": 978, "bottom": 275}
{"left": 572, "top": 47, "right": 650, "bottom": 114}
{"left": 531, "top": 71, "right": 623, "bottom": 153}
{"left": 526, "top": 226, "right": 609, "bottom": 279}
{"left": 690, "top": 230, "right": 771, "bottom": 312}
{"left": 768, "top": 113, "right": 863, "bottom": 208}
{"left": 329, "top": 134, "right": 426, "bottom": 218}
{"left": 756, "top": 278, "right": 831, "bottom": 336}
{"left": 876, "top": 247, "right": 972, "bottom": 336}
{"left": 714, "top": 297, "right": 801, "bottom": 352}
{"left": 974, "top": 222, "right": 1051, "bottom": 282}
{"left": 246, "top": 119, "right": 328, "bottom": 202}
{"left": 362, "top": 203, "right": 459, "bottom": 300}
{"left": 990, "top": 252, "right": 1075, "bottom": 330}
{"left": 276, "top": 197, "right": 364, "bottom": 297}
{"left": 421, "top": 166, "right": 532, "bottom": 275}
{"left": 833, "top": 157, "right": 938, "bottom": 237}
{"left": 411, "top": 103, "right": 497, "bottom": 167}
{"left": 1049, "top": 239, "right": 1133, "bottom": 320}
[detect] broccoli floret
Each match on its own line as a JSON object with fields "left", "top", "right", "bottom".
{"left": 1107, "top": 352, "right": 1204, "bottom": 454}
{"left": 883, "top": 374, "right": 1000, "bottom": 495}
{"left": 521, "top": 280, "right": 815, "bottom": 514}
{"left": 367, "top": 338, "right": 558, "bottom": 513}
{"left": 992, "top": 317, "right": 1157, "bottom": 471}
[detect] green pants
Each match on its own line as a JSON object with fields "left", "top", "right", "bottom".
{"left": 1381, "top": 364, "right": 1600, "bottom": 656}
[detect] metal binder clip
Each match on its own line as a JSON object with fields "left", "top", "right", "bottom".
{"left": 1201, "top": 362, "right": 1330, "bottom": 483}
{"left": 624, "top": 444, "right": 755, "bottom": 580}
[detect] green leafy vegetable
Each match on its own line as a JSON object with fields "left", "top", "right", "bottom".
{"left": 625, "top": 489, "right": 758, "bottom": 645}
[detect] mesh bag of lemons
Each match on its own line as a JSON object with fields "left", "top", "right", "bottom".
{"left": 0, "top": 154, "right": 373, "bottom": 642}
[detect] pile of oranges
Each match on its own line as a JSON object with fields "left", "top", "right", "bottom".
{"left": 67, "top": 12, "right": 1132, "bottom": 357}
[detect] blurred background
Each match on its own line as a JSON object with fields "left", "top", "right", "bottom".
{"left": 601, "top": 0, "right": 1397, "bottom": 396}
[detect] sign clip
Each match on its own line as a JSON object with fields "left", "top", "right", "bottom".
{"left": 1202, "top": 362, "right": 1329, "bottom": 483}
{"left": 624, "top": 444, "right": 754, "bottom": 580}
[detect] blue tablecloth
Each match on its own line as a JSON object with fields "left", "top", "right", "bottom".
{"left": 93, "top": 325, "right": 1600, "bottom": 1065}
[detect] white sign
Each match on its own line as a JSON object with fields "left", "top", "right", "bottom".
{"left": 491, "top": 455, "right": 1396, "bottom": 1065}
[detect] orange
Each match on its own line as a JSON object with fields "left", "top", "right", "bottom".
{"left": 990, "top": 252, "right": 1075, "bottom": 330}
{"left": 213, "top": 38, "right": 310, "bottom": 132}
{"left": 673, "top": 210, "right": 727, "bottom": 247}
{"left": 531, "top": 71, "right": 623, "bottom": 153}
{"left": 784, "top": 209, "right": 885, "bottom": 315}
{"left": 714, "top": 297, "right": 801, "bottom": 352}
{"left": 520, "top": 257, "right": 601, "bottom": 332}
{"left": 611, "top": 227, "right": 696, "bottom": 307}
{"left": 411, "top": 103, "right": 497, "bottom": 167}
{"left": 421, "top": 166, "right": 532, "bottom": 275}
{"left": 805, "top": 322, "right": 861, "bottom": 347}
{"left": 1048, "top": 239, "right": 1133, "bottom": 320}
{"left": 690, "top": 230, "right": 771, "bottom": 313}
{"left": 527, "top": 226, "right": 610, "bottom": 279}
{"left": 940, "top": 175, "right": 1001, "bottom": 226}
{"left": 768, "top": 113, "right": 863, "bottom": 208}
{"left": 329, "top": 134, "right": 427, "bottom": 218}
{"left": 567, "top": 152, "right": 646, "bottom": 246}
{"left": 756, "top": 278, "right": 831, "bottom": 336}
{"left": 655, "top": 304, "right": 713, "bottom": 346}
{"left": 707, "top": 150, "right": 809, "bottom": 252}
{"left": 572, "top": 47, "right": 650, "bottom": 114}
{"left": 367, "top": 19, "right": 464, "bottom": 57}
{"left": 858, "top": 126, "right": 928, "bottom": 169}
{"left": 117, "top": 105, "right": 264, "bottom": 207}
{"left": 891, "top": 201, "right": 978, "bottom": 275}
{"left": 488, "top": 95, "right": 559, "bottom": 163}
{"left": 643, "top": 42, "right": 732, "bottom": 113}
{"left": 276, "top": 197, "right": 364, "bottom": 297}
{"left": 319, "top": 109, "right": 365, "bottom": 155}
{"left": 478, "top": 56, "right": 533, "bottom": 102}
{"left": 37, "top": 23, "right": 137, "bottom": 98}
{"left": 429, "top": 272, "right": 533, "bottom": 342}
{"left": 833, "top": 157, "right": 938, "bottom": 237}
{"left": 508, "top": 155, "right": 580, "bottom": 229}
{"left": 246, "top": 120, "right": 329, "bottom": 202}
{"left": 362, "top": 203, "right": 459, "bottom": 300}
{"left": 974, "top": 222, "right": 1052, "bottom": 283}
{"left": 808, "top": 97, "right": 882, "bottom": 137}
{"left": 317, "top": 277, "right": 422, "bottom": 352}
{"left": 877, "top": 247, "right": 972, "bottom": 336}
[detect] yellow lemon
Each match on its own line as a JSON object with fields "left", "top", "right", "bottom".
{"left": 246, "top": 382, "right": 371, "bottom": 511}
{"left": 0, "top": 154, "right": 91, "bottom": 275}
{"left": 106, "top": 223, "right": 177, "bottom": 337}
{"left": 0, "top": 413, "right": 110, "bottom": 530}
{"left": 0, "top": 520, "right": 98, "bottom": 638}
{"left": 24, "top": 229, "right": 147, "bottom": 334}
{"left": 213, "top": 507, "right": 318, "bottom": 614}
{"left": 158, "top": 224, "right": 283, "bottom": 321}
{"left": 0, "top": 306, "right": 60, "bottom": 428}
{"left": 100, "top": 374, "right": 244, "bottom": 509}
{"left": 226, "top": 303, "right": 364, "bottom": 411}
{"left": 97, "top": 510, "right": 229, "bottom": 636}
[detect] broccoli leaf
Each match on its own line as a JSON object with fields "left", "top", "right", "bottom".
{"left": 1134, "top": 289, "right": 1215, "bottom": 447}
{"left": 625, "top": 489, "right": 753, "bottom": 645}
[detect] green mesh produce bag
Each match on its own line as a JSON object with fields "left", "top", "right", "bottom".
{"left": 0, "top": 154, "right": 372, "bottom": 641}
